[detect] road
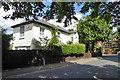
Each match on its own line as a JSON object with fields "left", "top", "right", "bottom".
{"left": 2, "top": 54, "right": 120, "bottom": 79}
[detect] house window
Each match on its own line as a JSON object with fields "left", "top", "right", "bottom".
{"left": 58, "top": 32, "right": 60, "bottom": 37}
{"left": 15, "top": 47, "right": 18, "bottom": 50}
{"left": 40, "top": 27, "right": 44, "bottom": 35}
{"left": 20, "top": 26, "right": 24, "bottom": 37}
{"left": 71, "top": 37, "right": 73, "bottom": 41}
{"left": 26, "top": 46, "right": 30, "bottom": 50}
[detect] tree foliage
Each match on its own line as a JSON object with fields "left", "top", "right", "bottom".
{"left": 1, "top": 2, "right": 119, "bottom": 27}
{"left": 77, "top": 15, "right": 112, "bottom": 52}
{"left": 2, "top": 2, "right": 46, "bottom": 20}
{"left": 45, "top": 2, "right": 77, "bottom": 27}
{"left": 1, "top": 2, "right": 80, "bottom": 27}
{"left": 0, "top": 27, "right": 12, "bottom": 50}
{"left": 48, "top": 25, "right": 59, "bottom": 49}
{"left": 80, "top": 2, "right": 120, "bottom": 27}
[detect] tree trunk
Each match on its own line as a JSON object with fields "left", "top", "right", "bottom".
{"left": 42, "top": 56, "right": 45, "bottom": 65}
{"left": 39, "top": 53, "right": 45, "bottom": 65}
{"left": 91, "top": 41, "right": 94, "bottom": 53}
{"left": 36, "top": 50, "right": 46, "bottom": 65}
{"left": 86, "top": 43, "right": 89, "bottom": 53}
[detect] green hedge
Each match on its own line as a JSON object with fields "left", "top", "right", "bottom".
{"left": 71, "top": 44, "right": 77, "bottom": 54}
{"left": 53, "top": 43, "right": 86, "bottom": 55}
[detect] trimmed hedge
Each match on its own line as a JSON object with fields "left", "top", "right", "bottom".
{"left": 76, "top": 44, "right": 86, "bottom": 54}
{"left": 54, "top": 43, "right": 86, "bottom": 55}
{"left": 62, "top": 44, "right": 71, "bottom": 54}
{"left": 71, "top": 44, "right": 77, "bottom": 54}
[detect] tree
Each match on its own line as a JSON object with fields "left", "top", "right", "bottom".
{"left": 0, "top": 27, "right": 12, "bottom": 50}
{"left": 80, "top": 2, "right": 120, "bottom": 27}
{"left": 1, "top": 2, "right": 80, "bottom": 27}
{"left": 116, "top": 27, "right": 120, "bottom": 50}
{"left": 45, "top": 2, "right": 77, "bottom": 27}
{"left": 77, "top": 15, "right": 112, "bottom": 53}
{"left": 1, "top": 2, "right": 46, "bottom": 20}
{"left": 2, "top": 2, "right": 119, "bottom": 27}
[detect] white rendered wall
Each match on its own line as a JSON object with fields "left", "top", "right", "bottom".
{"left": 58, "top": 32, "right": 79, "bottom": 44}
{"left": 32, "top": 24, "right": 52, "bottom": 47}
{"left": 13, "top": 23, "right": 34, "bottom": 50}
{"left": 12, "top": 23, "right": 79, "bottom": 50}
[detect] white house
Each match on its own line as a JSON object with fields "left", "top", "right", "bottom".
{"left": 11, "top": 19, "right": 79, "bottom": 50}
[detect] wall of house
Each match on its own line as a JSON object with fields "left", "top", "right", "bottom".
{"left": 13, "top": 23, "right": 34, "bottom": 50}
{"left": 33, "top": 23, "right": 79, "bottom": 45}
{"left": 32, "top": 23, "right": 52, "bottom": 48}
{"left": 58, "top": 32, "right": 79, "bottom": 44}
{"left": 12, "top": 23, "right": 79, "bottom": 50}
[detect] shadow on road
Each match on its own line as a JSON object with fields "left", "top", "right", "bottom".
{"left": 2, "top": 54, "right": 120, "bottom": 79}
{"left": 102, "top": 54, "right": 119, "bottom": 63}
{"left": 3, "top": 63, "right": 119, "bottom": 79}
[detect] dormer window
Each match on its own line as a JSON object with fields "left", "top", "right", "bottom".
{"left": 20, "top": 26, "right": 24, "bottom": 37}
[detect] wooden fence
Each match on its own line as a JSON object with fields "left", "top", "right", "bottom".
{"left": 2, "top": 50, "right": 91, "bottom": 70}
{"left": 2, "top": 50, "right": 64, "bottom": 70}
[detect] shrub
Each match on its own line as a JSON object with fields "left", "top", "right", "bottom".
{"left": 71, "top": 44, "right": 77, "bottom": 54}
{"left": 53, "top": 43, "right": 86, "bottom": 55}
{"left": 67, "top": 41, "right": 73, "bottom": 45}
{"left": 61, "top": 44, "right": 71, "bottom": 55}
{"left": 9, "top": 46, "right": 12, "bottom": 50}
{"left": 76, "top": 43, "right": 86, "bottom": 54}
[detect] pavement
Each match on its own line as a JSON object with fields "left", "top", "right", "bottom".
{"left": 2, "top": 62, "right": 76, "bottom": 78}
{"left": 2, "top": 54, "right": 120, "bottom": 79}
{"left": 3, "top": 57, "right": 99, "bottom": 78}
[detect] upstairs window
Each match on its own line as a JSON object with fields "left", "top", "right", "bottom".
{"left": 58, "top": 32, "right": 60, "bottom": 37}
{"left": 71, "top": 37, "right": 73, "bottom": 41}
{"left": 40, "top": 27, "right": 44, "bottom": 35}
{"left": 20, "top": 26, "right": 24, "bottom": 37}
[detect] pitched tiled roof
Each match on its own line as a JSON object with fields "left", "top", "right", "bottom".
{"left": 11, "top": 19, "right": 77, "bottom": 34}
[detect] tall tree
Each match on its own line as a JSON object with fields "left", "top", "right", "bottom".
{"left": 80, "top": 2, "right": 120, "bottom": 27}
{"left": 2, "top": 2, "right": 46, "bottom": 20}
{"left": 1, "top": 2, "right": 80, "bottom": 27}
{"left": 0, "top": 27, "right": 12, "bottom": 50}
{"left": 45, "top": 2, "right": 76, "bottom": 27}
{"left": 77, "top": 15, "right": 112, "bottom": 53}
{"left": 1, "top": 2, "right": 119, "bottom": 27}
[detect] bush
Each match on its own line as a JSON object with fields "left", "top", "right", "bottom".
{"left": 61, "top": 44, "right": 71, "bottom": 55}
{"left": 71, "top": 44, "right": 77, "bottom": 54}
{"left": 53, "top": 43, "right": 86, "bottom": 55}
{"left": 76, "top": 44, "right": 86, "bottom": 54}
{"left": 67, "top": 41, "right": 73, "bottom": 45}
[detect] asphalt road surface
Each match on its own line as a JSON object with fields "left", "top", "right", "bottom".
{"left": 2, "top": 54, "right": 120, "bottom": 79}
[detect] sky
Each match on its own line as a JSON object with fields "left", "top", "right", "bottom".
{"left": 0, "top": 2, "right": 117, "bottom": 34}
{"left": 0, "top": 2, "right": 89, "bottom": 34}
